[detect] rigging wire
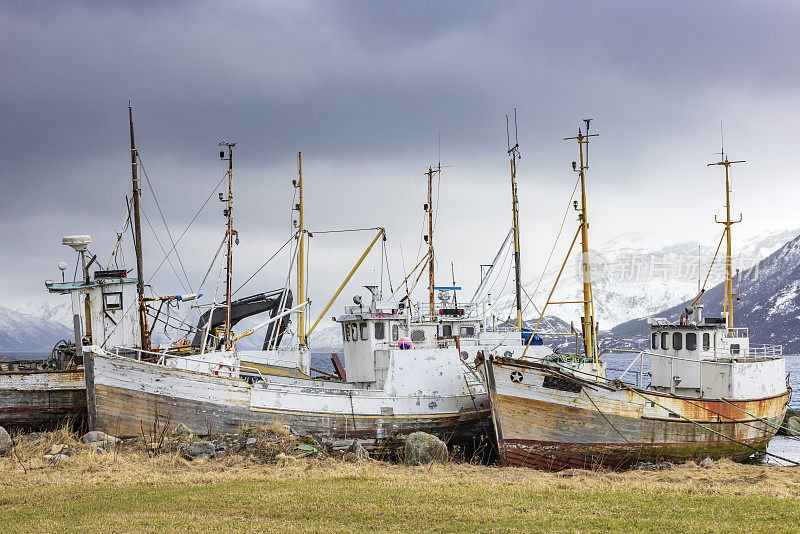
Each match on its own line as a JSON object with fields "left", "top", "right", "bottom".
{"left": 138, "top": 154, "right": 193, "bottom": 292}
{"left": 232, "top": 233, "right": 296, "bottom": 297}
{"left": 147, "top": 169, "right": 228, "bottom": 284}
{"left": 140, "top": 205, "right": 189, "bottom": 293}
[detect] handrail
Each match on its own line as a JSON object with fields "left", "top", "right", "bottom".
{"left": 110, "top": 345, "right": 267, "bottom": 383}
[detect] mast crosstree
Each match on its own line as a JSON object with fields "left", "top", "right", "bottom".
{"left": 564, "top": 120, "right": 599, "bottom": 363}
{"left": 708, "top": 152, "right": 744, "bottom": 329}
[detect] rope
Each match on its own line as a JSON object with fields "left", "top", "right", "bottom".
{"left": 583, "top": 389, "right": 635, "bottom": 446}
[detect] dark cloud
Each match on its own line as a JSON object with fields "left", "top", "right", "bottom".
{"left": 2, "top": 1, "right": 799, "bottom": 314}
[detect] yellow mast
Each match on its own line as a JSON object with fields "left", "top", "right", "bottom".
{"left": 708, "top": 153, "right": 744, "bottom": 329}
{"left": 219, "top": 142, "right": 236, "bottom": 350}
{"left": 564, "top": 121, "right": 598, "bottom": 363}
{"left": 425, "top": 165, "right": 441, "bottom": 320}
{"left": 296, "top": 152, "right": 307, "bottom": 347}
{"left": 507, "top": 112, "right": 523, "bottom": 331}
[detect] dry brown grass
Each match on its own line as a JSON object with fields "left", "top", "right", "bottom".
{"left": 2, "top": 426, "right": 799, "bottom": 497}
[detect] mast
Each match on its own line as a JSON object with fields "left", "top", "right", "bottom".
{"left": 708, "top": 152, "right": 744, "bottom": 329}
{"left": 425, "top": 165, "right": 441, "bottom": 320}
{"left": 564, "top": 120, "right": 598, "bottom": 363}
{"left": 219, "top": 142, "right": 236, "bottom": 350}
{"left": 296, "top": 152, "right": 306, "bottom": 347}
{"left": 507, "top": 110, "right": 523, "bottom": 331}
{"left": 128, "top": 102, "right": 149, "bottom": 351}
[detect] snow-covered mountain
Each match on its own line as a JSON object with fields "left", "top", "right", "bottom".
{"left": 0, "top": 305, "right": 73, "bottom": 352}
{"left": 14, "top": 301, "right": 73, "bottom": 328}
{"left": 486, "top": 228, "right": 799, "bottom": 332}
{"left": 10, "top": 228, "right": 798, "bottom": 353}
{"left": 611, "top": 233, "right": 800, "bottom": 353}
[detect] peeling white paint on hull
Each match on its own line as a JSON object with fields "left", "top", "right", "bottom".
{"left": 91, "top": 351, "right": 491, "bottom": 451}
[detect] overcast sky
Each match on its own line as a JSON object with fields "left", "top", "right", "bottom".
{"left": 2, "top": 1, "right": 800, "bottom": 329}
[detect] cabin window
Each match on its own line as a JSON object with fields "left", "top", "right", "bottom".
{"left": 392, "top": 324, "right": 399, "bottom": 342}
{"left": 672, "top": 332, "right": 683, "bottom": 350}
{"left": 459, "top": 325, "right": 476, "bottom": 337}
{"left": 651, "top": 333, "right": 658, "bottom": 349}
{"left": 411, "top": 329, "right": 426, "bottom": 342}
{"left": 442, "top": 324, "right": 452, "bottom": 337}
{"left": 103, "top": 292, "right": 122, "bottom": 311}
{"left": 343, "top": 324, "right": 350, "bottom": 342}
{"left": 360, "top": 322, "right": 368, "bottom": 341}
{"left": 350, "top": 323, "right": 358, "bottom": 342}
{"left": 661, "top": 332, "right": 669, "bottom": 350}
{"left": 731, "top": 344, "right": 741, "bottom": 355}
{"left": 686, "top": 333, "right": 697, "bottom": 351}
{"left": 702, "top": 333, "right": 710, "bottom": 350}
{"left": 374, "top": 322, "right": 385, "bottom": 340}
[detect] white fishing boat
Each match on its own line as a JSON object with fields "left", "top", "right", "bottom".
{"left": 47, "top": 114, "right": 495, "bottom": 454}
{"left": 478, "top": 122, "right": 792, "bottom": 470}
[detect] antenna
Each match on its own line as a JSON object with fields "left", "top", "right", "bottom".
{"left": 720, "top": 120, "right": 724, "bottom": 160}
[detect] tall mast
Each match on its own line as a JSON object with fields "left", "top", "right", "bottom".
{"left": 296, "top": 152, "right": 306, "bottom": 347}
{"left": 219, "top": 142, "right": 236, "bottom": 350}
{"left": 425, "top": 165, "right": 441, "bottom": 320}
{"left": 564, "top": 120, "right": 598, "bottom": 362}
{"left": 128, "top": 102, "right": 149, "bottom": 351}
{"left": 507, "top": 110, "right": 523, "bottom": 331}
{"left": 708, "top": 152, "right": 744, "bottom": 329}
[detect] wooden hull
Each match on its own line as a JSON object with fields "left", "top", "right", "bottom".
{"left": 0, "top": 370, "right": 86, "bottom": 431}
{"left": 91, "top": 351, "right": 491, "bottom": 453}
{"left": 482, "top": 357, "right": 790, "bottom": 470}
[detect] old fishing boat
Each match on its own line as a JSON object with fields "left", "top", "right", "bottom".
{"left": 0, "top": 236, "right": 92, "bottom": 431}
{"left": 478, "top": 122, "right": 791, "bottom": 470}
{"left": 56, "top": 119, "right": 491, "bottom": 453}
{"left": 0, "top": 341, "right": 85, "bottom": 431}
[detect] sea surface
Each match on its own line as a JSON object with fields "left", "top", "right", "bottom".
{"left": 5, "top": 350, "right": 799, "bottom": 464}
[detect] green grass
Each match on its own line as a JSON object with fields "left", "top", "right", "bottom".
{"left": 1, "top": 473, "right": 798, "bottom": 533}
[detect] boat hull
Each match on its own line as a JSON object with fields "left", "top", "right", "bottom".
{"left": 91, "top": 351, "right": 491, "bottom": 453}
{"left": 483, "top": 357, "right": 790, "bottom": 470}
{"left": 0, "top": 370, "right": 86, "bottom": 431}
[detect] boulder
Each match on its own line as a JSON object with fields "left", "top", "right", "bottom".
{"left": 344, "top": 440, "right": 370, "bottom": 463}
{"left": 81, "top": 431, "right": 119, "bottom": 447}
{"left": 44, "top": 453, "right": 68, "bottom": 464}
{"left": 403, "top": 432, "right": 448, "bottom": 466}
{"left": 180, "top": 440, "right": 216, "bottom": 461}
{"left": 699, "top": 457, "right": 713, "bottom": 468}
{"left": 173, "top": 423, "right": 195, "bottom": 438}
{"left": 0, "top": 426, "right": 11, "bottom": 455}
{"left": 49, "top": 444, "right": 70, "bottom": 456}
{"left": 632, "top": 461, "right": 672, "bottom": 471}
{"left": 786, "top": 416, "right": 800, "bottom": 437}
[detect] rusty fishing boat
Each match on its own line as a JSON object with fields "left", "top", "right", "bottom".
{"left": 478, "top": 122, "right": 791, "bottom": 470}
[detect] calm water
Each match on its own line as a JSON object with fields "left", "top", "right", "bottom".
{"left": 6, "top": 350, "right": 798, "bottom": 464}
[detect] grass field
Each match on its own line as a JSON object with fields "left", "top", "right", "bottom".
{"left": 2, "top": 429, "right": 800, "bottom": 532}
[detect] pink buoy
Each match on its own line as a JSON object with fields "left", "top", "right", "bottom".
{"left": 398, "top": 337, "right": 412, "bottom": 350}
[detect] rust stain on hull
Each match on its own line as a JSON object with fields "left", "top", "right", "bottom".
{"left": 485, "top": 358, "right": 789, "bottom": 470}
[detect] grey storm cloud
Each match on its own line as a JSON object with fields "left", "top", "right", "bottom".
{"left": 2, "top": 0, "right": 800, "bottom": 313}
